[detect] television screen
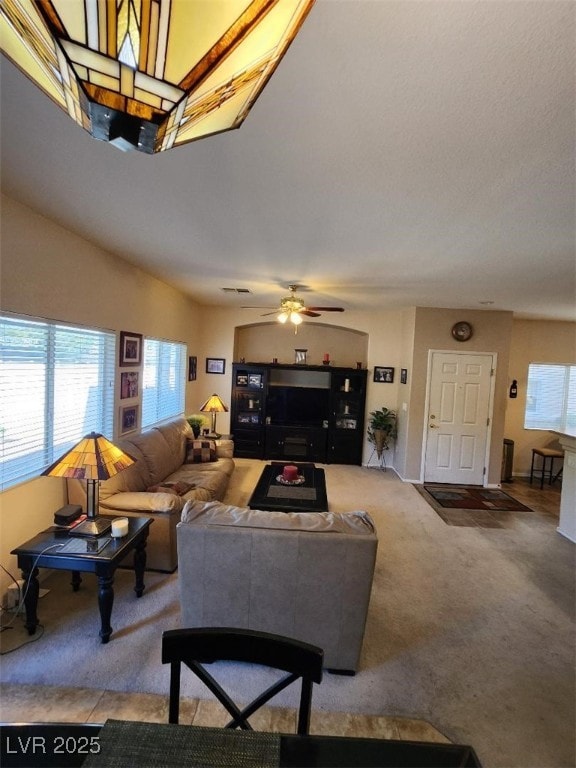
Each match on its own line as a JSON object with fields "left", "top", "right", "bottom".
{"left": 266, "top": 386, "right": 329, "bottom": 427}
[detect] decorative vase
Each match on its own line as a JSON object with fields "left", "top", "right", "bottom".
{"left": 373, "top": 428, "right": 388, "bottom": 459}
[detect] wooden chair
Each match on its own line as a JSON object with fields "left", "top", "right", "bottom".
{"left": 161, "top": 627, "right": 324, "bottom": 735}
{"left": 530, "top": 448, "right": 564, "bottom": 489}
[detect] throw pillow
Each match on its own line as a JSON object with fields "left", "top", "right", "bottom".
{"left": 185, "top": 438, "right": 217, "bottom": 464}
{"left": 147, "top": 481, "right": 194, "bottom": 496}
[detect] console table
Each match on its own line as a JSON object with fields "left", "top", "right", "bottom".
{"left": 11, "top": 517, "right": 152, "bottom": 643}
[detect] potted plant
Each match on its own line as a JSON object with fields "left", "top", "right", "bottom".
{"left": 186, "top": 414, "right": 205, "bottom": 438}
{"left": 367, "top": 407, "right": 398, "bottom": 459}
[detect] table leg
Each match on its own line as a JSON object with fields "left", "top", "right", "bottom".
{"left": 97, "top": 573, "right": 114, "bottom": 644}
{"left": 133, "top": 538, "right": 147, "bottom": 598}
{"left": 21, "top": 566, "right": 40, "bottom": 635}
{"left": 70, "top": 570, "right": 82, "bottom": 591}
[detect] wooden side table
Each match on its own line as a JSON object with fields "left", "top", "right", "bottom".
{"left": 11, "top": 517, "right": 153, "bottom": 644}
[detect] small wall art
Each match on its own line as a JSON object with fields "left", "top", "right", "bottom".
{"left": 401, "top": 368, "right": 408, "bottom": 384}
{"left": 374, "top": 366, "right": 395, "bottom": 383}
{"left": 119, "top": 331, "right": 142, "bottom": 366}
{"left": 120, "top": 404, "right": 139, "bottom": 434}
{"left": 120, "top": 371, "right": 139, "bottom": 399}
{"left": 206, "top": 357, "right": 225, "bottom": 374}
{"left": 188, "top": 356, "right": 197, "bottom": 381}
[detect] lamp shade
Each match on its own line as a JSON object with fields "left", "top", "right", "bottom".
{"left": 199, "top": 394, "right": 229, "bottom": 415}
{"left": 1, "top": 0, "right": 315, "bottom": 153}
{"left": 41, "top": 432, "right": 135, "bottom": 480}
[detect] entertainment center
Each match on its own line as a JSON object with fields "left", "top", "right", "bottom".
{"left": 231, "top": 363, "right": 368, "bottom": 464}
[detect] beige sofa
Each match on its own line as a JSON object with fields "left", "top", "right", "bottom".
{"left": 176, "top": 500, "right": 378, "bottom": 673}
{"left": 67, "top": 418, "right": 234, "bottom": 572}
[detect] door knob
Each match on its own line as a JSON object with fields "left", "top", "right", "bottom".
{"left": 429, "top": 424, "right": 439, "bottom": 429}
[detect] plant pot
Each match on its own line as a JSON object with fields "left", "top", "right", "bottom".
{"left": 373, "top": 428, "right": 388, "bottom": 459}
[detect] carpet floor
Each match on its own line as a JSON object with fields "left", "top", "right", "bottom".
{"left": 1, "top": 462, "right": 574, "bottom": 768}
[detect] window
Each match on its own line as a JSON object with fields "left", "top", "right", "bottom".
{"left": 525, "top": 363, "right": 576, "bottom": 434}
{"left": 141, "top": 338, "right": 186, "bottom": 428}
{"left": 0, "top": 315, "right": 116, "bottom": 491}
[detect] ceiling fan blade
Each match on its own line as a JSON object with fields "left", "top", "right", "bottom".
{"left": 300, "top": 310, "right": 321, "bottom": 317}
{"left": 242, "top": 306, "right": 276, "bottom": 309}
{"left": 260, "top": 310, "right": 280, "bottom": 316}
{"left": 305, "top": 306, "right": 345, "bottom": 312}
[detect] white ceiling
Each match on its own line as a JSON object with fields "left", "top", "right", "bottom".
{"left": 1, "top": 1, "right": 574, "bottom": 321}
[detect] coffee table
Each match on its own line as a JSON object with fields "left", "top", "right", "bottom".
{"left": 248, "top": 462, "right": 328, "bottom": 513}
{"left": 11, "top": 517, "right": 152, "bottom": 643}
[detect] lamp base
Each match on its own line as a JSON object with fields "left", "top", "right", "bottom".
{"left": 69, "top": 516, "right": 113, "bottom": 537}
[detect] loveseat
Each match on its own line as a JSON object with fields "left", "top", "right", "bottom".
{"left": 67, "top": 418, "right": 234, "bottom": 572}
{"left": 176, "top": 499, "right": 378, "bottom": 673}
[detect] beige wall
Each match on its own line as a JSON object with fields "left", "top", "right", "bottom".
{"left": 403, "top": 307, "right": 514, "bottom": 484}
{"left": 235, "top": 322, "right": 368, "bottom": 369}
{"left": 504, "top": 319, "right": 576, "bottom": 475}
{"left": 0, "top": 195, "right": 204, "bottom": 594}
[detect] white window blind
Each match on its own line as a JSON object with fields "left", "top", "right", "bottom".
{"left": 0, "top": 315, "right": 116, "bottom": 490}
{"left": 525, "top": 363, "right": 576, "bottom": 434}
{"left": 141, "top": 338, "right": 186, "bottom": 428}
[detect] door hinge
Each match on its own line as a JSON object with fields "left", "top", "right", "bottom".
{"left": 483, "top": 467, "right": 486, "bottom": 475}
{"left": 487, "top": 417, "right": 490, "bottom": 426}
{"left": 491, "top": 368, "right": 494, "bottom": 376}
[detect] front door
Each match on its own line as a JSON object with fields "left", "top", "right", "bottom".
{"left": 424, "top": 352, "right": 494, "bottom": 484}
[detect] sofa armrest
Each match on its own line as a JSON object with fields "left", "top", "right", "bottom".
{"left": 215, "top": 439, "right": 234, "bottom": 459}
{"left": 99, "top": 491, "right": 185, "bottom": 514}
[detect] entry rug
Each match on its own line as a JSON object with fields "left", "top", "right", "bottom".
{"left": 415, "top": 484, "right": 532, "bottom": 528}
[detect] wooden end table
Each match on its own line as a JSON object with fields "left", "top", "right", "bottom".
{"left": 11, "top": 517, "right": 152, "bottom": 644}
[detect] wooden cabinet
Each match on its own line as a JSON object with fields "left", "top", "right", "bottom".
{"left": 327, "top": 371, "right": 367, "bottom": 465}
{"left": 231, "top": 365, "right": 267, "bottom": 458}
{"left": 231, "top": 363, "right": 367, "bottom": 464}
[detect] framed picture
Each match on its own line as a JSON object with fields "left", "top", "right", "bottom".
{"left": 401, "top": 368, "right": 408, "bottom": 384}
{"left": 120, "top": 371, "right": 139, "bottom": 399}
{"left": 206, "top": 357, "right": 225, "bottom": 374}
{"left": 188, "top": 356, "right": 197, "bottom": 381}
{"left": 236, "top": 373, "right": 248, "bottom": 386}
{"left": 294, "top": 348, "right": 307, "bottom": 365}
{"left": 248, "top": 373, "right": 262, "bottom": 387}
{"left": 119, "top": 331, "right": 142, "bottom": 366}
{"left": 374, "top": 366, "right": 395, "bottom": 383}
{"left": 119, "top": 404, "right": 139, "bottom": 434}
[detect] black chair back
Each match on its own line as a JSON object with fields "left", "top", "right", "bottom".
{"left": 161, "top": 627, "right": 323, "bottom": 735}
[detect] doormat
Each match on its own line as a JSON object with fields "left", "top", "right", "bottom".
{"left": 414, "top": 484, "right": 532, "bottom": 528}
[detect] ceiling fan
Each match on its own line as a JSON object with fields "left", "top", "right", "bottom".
{"left": 244, "top": 285, "right": 344, "bottom": 331}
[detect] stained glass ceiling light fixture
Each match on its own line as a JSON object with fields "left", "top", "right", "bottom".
{"left": 0, "top": 0, "right": 315, "bottom": 154}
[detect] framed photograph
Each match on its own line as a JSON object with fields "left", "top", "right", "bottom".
{"left": 294, "top": 348, "right": 307, "bottom": 365}
{"left": 119, "top": 331, "right": 142, "bottom": 367}
{"left": 119, "top": 404, "right": 139, "bottom": 434}
{"left": 236, "top": 373, "right": 248, "bottom": 386}
{"left": 248, "top": 373, "right": 262, "bottom": 387}
{"left": 120, "top": 371, "right": 139, "bottom": 399}
{"left": 401, "top": 368, "right": 408, "bottom": 384}
{"left": 238, "top": 413, "right": 251, "bottom": 424}
{"left": 206, "top": 357, "right": 225, "bottom": 374}
{"left": 374, "top": 366, "right": 395, "bottom": 383}
{"left": 188, "top": 356, "right": 197, "bottom": 381}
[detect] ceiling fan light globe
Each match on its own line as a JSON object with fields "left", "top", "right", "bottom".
{"left": 291, "top": 312, "right": 303, "bottom": 325}
{"left": 277, "top": 312, "right": 289, "bottom": 324}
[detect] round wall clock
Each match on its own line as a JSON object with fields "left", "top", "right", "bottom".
{"left": 451, "top": 321, "right": 473, "bottom": 342}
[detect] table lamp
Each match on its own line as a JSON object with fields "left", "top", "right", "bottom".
{"left": 199, "top": 394, "right": 229, "bottom": 438}
{"left": 41, "top": 432, "right": 136, "bottom": 536}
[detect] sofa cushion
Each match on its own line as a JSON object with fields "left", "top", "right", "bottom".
{"left": 154, "top": 418, "right": 190, "bottom": 465}
{"left": 100, "top": 491, "right": 186, "bottom": 513}
{"left": 181, "top": 500, "right": 376, "bottom": 535}
{"left": 185, "top": 439, "right": 217, "bottom": 464}
{"left": 128, "top": 428, "right": 179, "bottom": 485}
